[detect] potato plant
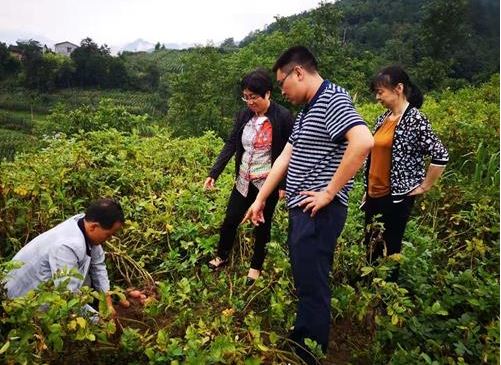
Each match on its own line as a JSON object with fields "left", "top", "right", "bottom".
{"left": 0, "top": 79, "right": 499, "bottom": 364}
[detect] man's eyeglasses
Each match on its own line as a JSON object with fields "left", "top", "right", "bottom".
{"left": 241, "top": 94, "right": 261, "bottom": 103}
{"left": 277, "top": 67, "right": 296, "bottom": 89}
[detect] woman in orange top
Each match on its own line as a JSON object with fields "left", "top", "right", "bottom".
{"left": 363, "top": 66, "right": 449, "bottom": 281}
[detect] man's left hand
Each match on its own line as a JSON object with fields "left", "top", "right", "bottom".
{"left": 298, "top": 190, "right": 334, "bottom": 217}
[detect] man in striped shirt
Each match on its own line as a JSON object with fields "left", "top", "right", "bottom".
{"left": 244, "top": 46, "right": 374, "bottom": 363}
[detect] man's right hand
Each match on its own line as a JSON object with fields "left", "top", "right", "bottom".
{"left": 242, "top": 199, "right": 266, "bottom": 226}
{"left": 204, "top": 177, "right": 215, "bottom": 190}
{"left": 105, "top": 293, "right": 117, "bottom": 319}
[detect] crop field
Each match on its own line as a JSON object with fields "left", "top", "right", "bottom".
{"left": 0, "top": 76, "right": 498, "bottom": 364}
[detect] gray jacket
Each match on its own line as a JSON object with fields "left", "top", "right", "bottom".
{"left": 5, "top": 214, "right": 110, "bottom": 298}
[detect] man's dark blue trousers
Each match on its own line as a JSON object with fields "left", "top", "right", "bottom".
{"left": 287, "top": 198, "right": 347, "bottom": 363}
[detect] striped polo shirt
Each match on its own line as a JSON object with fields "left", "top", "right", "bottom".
{"left": 286, "top": 80, "right": 366, "bottom": 208}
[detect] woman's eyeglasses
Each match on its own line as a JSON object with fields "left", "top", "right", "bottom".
{"left": 241, "top": 94, "right": 261, "bottom": 103}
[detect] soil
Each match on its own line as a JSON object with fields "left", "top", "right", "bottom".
{"left": 323, "top": 313, "right": 376, "bottom": 365}
{"left": 112, "top": 287, "right": 158, "bottom": 336}
{"left": 109, "top": 286, "right": 376, "bottom": 364}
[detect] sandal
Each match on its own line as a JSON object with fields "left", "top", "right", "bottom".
{"left": 208, "top": 256, "right": 228, "bottom": 270}
{"left": 246, "top": 268, "right": 261, "bottom": 285}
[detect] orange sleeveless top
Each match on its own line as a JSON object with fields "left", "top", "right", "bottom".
{"left": 368, "top": 115, "right": 399, "bottom": 198}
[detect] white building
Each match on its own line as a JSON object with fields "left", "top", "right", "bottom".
{"left": 54, "top": 41, "right": 78, "bottom": 56}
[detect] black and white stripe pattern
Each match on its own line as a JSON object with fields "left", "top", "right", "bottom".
{"left": 286, "top": 81, "right": 366, "bottom": 208}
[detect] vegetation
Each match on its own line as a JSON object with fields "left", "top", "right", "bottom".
{"left": 0, "top": 0, "right": 498, "bottom": 363}
{"left": 0, "top": 75, "right": 498, "bottom": 363}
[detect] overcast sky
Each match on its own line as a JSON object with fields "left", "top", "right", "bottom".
{"left": 1, "top": 0, "right": 322, "bottom": 47}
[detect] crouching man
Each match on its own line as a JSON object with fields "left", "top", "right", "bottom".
{"left": 4, "top": 198, "right": 124, "bottom": 318}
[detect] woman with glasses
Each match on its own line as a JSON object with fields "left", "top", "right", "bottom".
{"left": 204, "top": 68, "right": 294, "bottom": 284}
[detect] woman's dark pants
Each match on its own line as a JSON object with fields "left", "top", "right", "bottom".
{"left": 364, "top": 194, "right": 415, "bottom": 281}
{"left": 216, "top": 184, "right": 279, "bottom": 270}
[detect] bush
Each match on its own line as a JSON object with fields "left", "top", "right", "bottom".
{"left": 40, "top": 99, "right": 154, "bottom": 136}
{"left": 0, "top": 79, "right": 498, "bottom": 364}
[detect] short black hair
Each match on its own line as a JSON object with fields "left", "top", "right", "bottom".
{"left": 240, "top": 68, "right": 273, "bottom": 97}
{"left": 84, "top": 199, "right": 124, "bottom": 229}
{"left": 272, "top": 46, "right": 318, "bottom": 73}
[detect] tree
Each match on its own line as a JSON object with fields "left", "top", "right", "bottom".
{"left": 54, "top": 54, "right": 76, "bottom": 88}
{"left": 16, "top": 40, "right": 44, "bottom": 89}
{"left": 219, "top": 38, "right": 238, "bottom": 52}
{"left": 107, "top": 57, "right": 129, "bottom": 88}
{"left": 0, "top": 42, "right": 20, "bottom": 80}
{"left": 144, "top": 63, "right": 160, "bottom": 90}
{"left": 36, "top": 53, "right": 75, "bottom": 91}
{"left": 71, "top": 38, "right": 110, "bottom": 87}
{"left": 166, "top": 47, "right": 232, "bottom": 136}
{"left": 417, "top": 0, "right": 500, "bottom": 85}
{"left": 309, "top": 1, "right": 343, "bottom": 52}
{"left": 420, "top": 0, "right": 471, "bottom": 60}
{"left": 71, "top": 37, "right": 127, "bottom": 88}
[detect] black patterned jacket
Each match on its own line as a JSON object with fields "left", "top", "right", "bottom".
{"left": 365, "top": 105, "right": 449, "bottom": 201}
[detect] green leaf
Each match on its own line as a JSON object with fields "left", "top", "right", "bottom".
{"left": 431, "top": 301, "right": 441, "bottom": 312}
{"left": 68, "top": 320, "right": 77, "bottom": 331}
{"left": 76, "top": 316, "right": 87, "bottom": 329}
{"left": 49, "top": 323, "right": 62, "bottom": 333}
{"left": 420, "top": 352, "right": 432, "bottom": 364}
{"left": 268, "top": 331, "right": 279, "bottom": 345}
{"left": 145, "top": 347, "right": 155, "bottom": 360}
{"left": 361, "top": 266, "right": 374, "bottom": 277}
{"left": 391, "top": 314, "right": 399, "bottom": 326}
{"left": 86, "top": 333, "right": 96, "bottom": 341}
{"left": 245, "top": 358, "right": 261, "bottom": 365}
{"left": 256, "top": 343, "right": 269, "bottom": 352}
{"left": 67, "top": 298, "right": 79, "bottom": 308}
{"left": 0, "top": 341, "right": 10, "bottom": 355}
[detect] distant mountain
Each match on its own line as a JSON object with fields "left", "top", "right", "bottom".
{"left": 0, "top": 32, "right": 195, "bottom": 54}
{"left": 115, "top": 38, "right": 194, "bottom": 54}
{"left": 116, "top": 39, "right": 194, "bottom": 54}
{"left": 162, "top": 42, "right": 194, "bottom": 50}
{"left": 0, "top": 30, "right": 56, "bottom": 48}
{"left": 120, "top": 38, "right": 156, "bottom": 53}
